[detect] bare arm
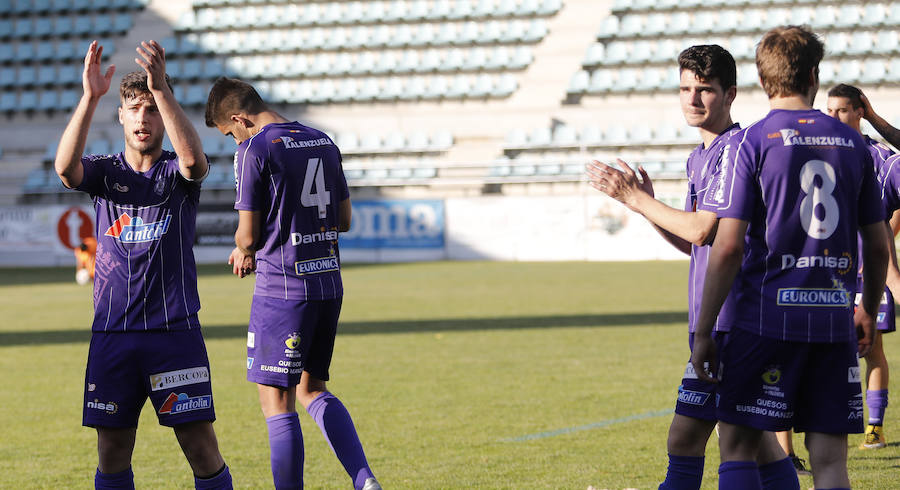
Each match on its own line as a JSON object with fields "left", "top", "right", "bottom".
{"left": 134, "top": 40, "right": 208, "bottom": 180}
{"left": 338, "top": 197, "right": 352, "bottom": 232}
{"left": 587, "top": 160, "right": 718, "bottom": 254}
{"left": 228, "top": 209, "right": 261, "bottom": 278}
{"left": 884, "top": 220, "right": 900, "bottom": 300}
{"left": 857, "top": 221, "right": 890, "bottom": 356}
{"left": 55, "top": 41, "right": 115, "bottom": 189}
{"left": 690, "top": 217, "right": 747, "bottom": 383}
{"left": 860, "top": 91, "right": 900, "bottom": 151}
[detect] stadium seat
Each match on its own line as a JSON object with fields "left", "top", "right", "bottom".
{"left": 631, "top": 41, "right": 654, "bottom": 64}
{"left": 861, "top": 4, "right": 886, "bottom": 27}
{"left": 580, "top": 124, "right": 603, "bottom": 146}
{"left": 603, "top": 42, "right": 629, "bottom": 66}
{"left": 0, "top": 43, "right": 13, "bottom": 63}
{"left": 470, "top": 73, "right": 493, "bottom": 97}
{"left": 834, "top": 5, "right": 862, "bottom": 29}
{"left": 13, "top": 18, "right": 32, "bottom": 39}
{"left": 0, "top": 92, "right": 16, "bottom": 113}
{"left": 0, "top": 67, "right": 14, "bottom": 88}
{"left": 635, "top": 67, "right": 663, "bottom": 92}
{"left": 873, "top": 30, "right": 900, "bottom": 55}
{"left": 666, "top": 12, "right": 692, "bottom": 36}
{"left": 886, "top": 59, "right": 900, "bottom": 82}
{"left": 740, "top": 9, "right": 764, "bottom": 31}
{"left": 859, "top": 60, "right": 886, "bottom": 85}
{"left": 693, "top": 12, "right": 715, "bottom": 34}
{"left": 16, "top": 66, "right": 37, "bottom": 88}
{"left": 491, "top": 74, "right": 517, "bottom": 97}
{"left": 613, "top": 69, "right": 639, "bottom": 93}
{"left": 553, "top": 125, "right": 578, "bottom": 147}
{"left": 826, "top": 32, "right": 850, "bottom": 57}
{"left": 809, "top": 6, "right": 837, "bottom": 29}
{"left": 35, "top": 41, "right": 55, "bottom": 62}
{"left": 378, "top": 77, "right": 404, "bottom": 101}
{"left": 568, "top": 70, "right": 589, "bottom": 95}
{"left": 846, "top": 32, "right": 874, "bottom": 56}
{"left": 33, "top": 17, "right": 53, "bottom": 38}
{"left": 36, "top": 65, "right": 56, "bottom": 86}
{"left": 37, "top": 90, "right": 59, "bottom": 112}
{"left": 643, "top": 13, "right": 667, "bottom": 37}
{"left": 523, "top": 19, "right": 548, "bottom": 43}
{"left": 72, "top": 15, "right": 93, "bottom": 36}
{"left": 400, "top": 76, "right": 425, "bottom": 99}
{"left": 588, "top": 69, "right": 613, "bottom": 94}
{"left": 605, "top": 125, "right": 629, "bottom": 146}
{"left": 651, "top": 39, "right": 680, "bottom": 63}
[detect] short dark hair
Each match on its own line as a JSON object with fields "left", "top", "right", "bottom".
{"left": 827, "top": 83, "right": 863, "bottom": 109}
{"left": 678, "top": 45, "right": 737, "bottom": 91}
{"left": 205, "top": 77, "right": 268, "bottom": 128}
{"left": 119, "top": 70, "right": 172, "bottom": 101}
{"left": 756, "top": 25, "right": 824, "bottom": 99}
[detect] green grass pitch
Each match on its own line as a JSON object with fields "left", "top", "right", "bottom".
{"left": 1, "top": 261, "right": 898, "bottom": 489}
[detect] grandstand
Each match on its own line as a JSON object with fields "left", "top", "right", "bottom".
{"left": 3, "top": 0, "right": 900, "bottom": 206}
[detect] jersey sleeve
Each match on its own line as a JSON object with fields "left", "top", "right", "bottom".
{"left": 860, "top": 150, "right": 887, "bottom": 226}
{"left": 700, "top": 129, "right": 757, "bottom": 220}
{"left": 234, "top": 139, "right": 266, "bottom": 211}
{"left": 879, "top": 155, "right": 900, "bottom": 215}
{"left": 75, "top": 155, "right": 108, "bottom": 196}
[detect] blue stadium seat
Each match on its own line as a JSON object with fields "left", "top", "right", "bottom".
{"left": 55, "top": 40, "right": 77, "bottom": 61}
{"left": 35, "top": 41, "right": 55, "bottom": 62}
{"left": 13, "top": 18, "right": 32, "bottom": 39}
{"left": 0, "top": 19, "right": 11, "bottom": 40}
{"left": 50, "top": 0, "right": 72, "bottom": 11}
{"left": 33, "top": 17, "right": 53, "bottom": 38}
{"left": 72, "top": 15, "right": 93, "bottom": 36}
{"left": 16, "top": 66, "right": 36, "bottom": 88}
{"left": 37, "top": 90, "right": 59, "bottom": 111}
{"left": 93, "top": 14, "right": 114, "bottom": 35}
{"left": 60, "top": 89, "right": 78, "bottom": 109}
{"left": 54, "top": 16, "right": 74, "bottom": 36}
{"left": 0, "top": 92, "right": 16, "bottom": 113}
{"left": 0, "top": 43, "right": 13, "bottom": 63}
{"left": 36, "top": 65, "right": 56, "bottom": 86}
{"left": 0, "top": 66, "right": 15, "bottom": 89}
{"left": 185, "top": 85, "right": 208, "bottom": 106}
{"left": 57, "top": 64, "right": 79, "bottom": 85}
{"left": 18, "top": 91, "right": 38, "bottom": 112}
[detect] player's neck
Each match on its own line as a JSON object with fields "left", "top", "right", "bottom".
{"left": 768, "top": 94, "right": 813, "bottom": 111}
{"left": 123, "top": 146, "right": 162, "bottom": 173}
{"left": 698, "top": 117, "right": 734, "bottom": 148}
{"left": 250, "top": 111, "right": 292, "bottom": 133}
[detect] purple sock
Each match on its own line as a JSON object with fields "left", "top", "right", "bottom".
{"left": 758, "top": 457, "right": 799, "bottom": 490}
{"left": 719, "top": 461, "right": 761, "bottom": 490}
{"left": 658, "top": 454, "right": 703, "bottom": 490}
{"left": 306, "top": 392, "right": 374, "bottom": 490}
{"left": 867, "top": 389, "right": 889, "bottom": 425}
{"left": 95, "top": 466, "right": 134, "bottom": 490}
{"left": 266, "top": 412, "right": 303, "bottom": 490}
{"left": 194, "top": 464, "right": 233, "bottom": 490}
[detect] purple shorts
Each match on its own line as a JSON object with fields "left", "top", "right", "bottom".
{"left": 854, "top": 282, "right": 896, "bottom": 333}
{"left": 716, "top": 328, "right": 863, "bottom": 434}
{"left": 674, "top": 332, "right": 729, "bottom": 421}
{"left": 246, "top": 295, "right": 342, "bottom": 388}
{"left": 83, "top": 329, "right": 216, "bottom": 428}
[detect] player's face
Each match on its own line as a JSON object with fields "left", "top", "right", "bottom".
{"left": 679, "top": 70, "right": 733, "bottom": 131}
{"left": 118, "top": 94, "right": 165, "bottom": 155}
{"left": 216, "top": 120, "right": 253, "bottom": 145}
{"left": 826, "top": 96, "right": 863, "bottom": 128}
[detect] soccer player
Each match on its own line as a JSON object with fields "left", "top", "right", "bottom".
{"left": 691, "top": 26, "right": 889, "bottom": 490}
{"left": 54, "top": 41, "right": 232, "bottom": 488}
{"left": 204, "top": 77, "right": 381, "bottom": 490}
{"left": 587, "top": 45, "right": 798, "bottom": 490}
{"left": 827, "top": 83, "right": 900, "bottom": 449}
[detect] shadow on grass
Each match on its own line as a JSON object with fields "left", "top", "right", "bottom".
{"left": 0, "top": 311, "right": 686, "bottom": 347}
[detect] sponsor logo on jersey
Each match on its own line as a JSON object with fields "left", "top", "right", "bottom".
{"left": 781, "top": 252, "right": 852, "bottom": 275}
{"left": 776, "top": 287, "right": 851, "bottom": 307}
{"left": 149, "top": 367, "right": 210, "bottom": 392}
{"left": 158, "top": 393, "right": 211, "bottom": 415}
{"left": 294, "top": 256, "right": 340, "bottom": 275}
{"left": 247, "top": 332, "right": 255, "bottom": 348}
{"left": 291, "top": 230, "right": 339, "bottom": 246}
{"left": 275, "top": 136, "right": 331, "bottom": 149}
{"left": 86, "top": 398, "right": 118, "bottom": 414}
{"left": 854, "top": 292, "right": 890, "bottom": 306}
{"left": 104, "top": 213, "right": 171, "bottom": 243}
{"left": 848, "top": 366, "right": 861, "bottom": 383}
{"left": 247, "top": 357, "right": 254, "bottom": 369}
{"left": 677, "top": 386, "right": 710, "bottom": 406}
{"left": 88, "top": 383, "right": 96, "bottom": 392}
{"left": 779, "top": 128, "right": 855, "bottom": 148}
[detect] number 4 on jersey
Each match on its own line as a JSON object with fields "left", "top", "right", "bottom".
{"left": 301, "top": 157, "right": 331, "bottom": 219}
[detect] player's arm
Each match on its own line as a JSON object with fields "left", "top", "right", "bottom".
{"left": 884, "top": 219, "right": 900, "bottom": 300}
{"left": 55, "top": 41, "right": 115, "bottom": 189}
{"left": 690, "top": 217, "right": 748, "bottom": 384}
{"left": 338, "top": 197, "right": 352, "bottom": 232}
{"left": 587, "top": 160, "right": 718, "bottom": 251}
{"left": 229, "top": 209, "right": 260, "bottom": 278}
{"left": 134, "top": 40, "right": 208, "bottom": 181}
{"left": 858, "top": 221, "right": 890, "bottom": 356}
{"left": 860, "top": 91, "right": 900, "bottom": 151}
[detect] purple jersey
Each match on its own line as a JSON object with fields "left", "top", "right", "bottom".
{"left": 706, "top": 109, "right": 884, "bottom": 343}
{"left": 878, "top": 153, "right": 900, "bottom": 215}
{"left": 234, "top": 122, "right": 349, "bottom": 301}
{"left": 866, "top": 135, "right": 894, "bottom": 170}
{"left": 685, "top": 123, "right": 740, "bottom": 333}
{"left": 75, "top": 151, "right": 202, "bottom": 332}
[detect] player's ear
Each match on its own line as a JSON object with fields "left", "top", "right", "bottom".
{"left": 724, "top": 85, "right": 737, "bottom": 105}
{"left": 117, "top": 105, "right": 124, "bottom": 125}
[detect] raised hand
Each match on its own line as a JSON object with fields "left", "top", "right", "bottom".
{"left": 134, "top": 40, "right": 170, "bottom": 94}
{"left": 586, "top": 159, "right": 654, "bottom": 212}
{"left": 82, "top": 40, "right": 115, "bottom": 101}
